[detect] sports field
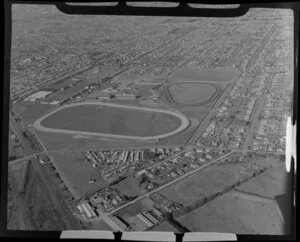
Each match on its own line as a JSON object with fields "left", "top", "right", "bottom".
{"left": 167, "top": 83, "right": 218, "bottom": 106}
{"left": 36, "top": 102, "right": 189, "bottom": 139}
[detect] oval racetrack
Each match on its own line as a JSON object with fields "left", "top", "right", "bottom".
{"left": 33, "top": 101, "right": 190, "bottom": 141}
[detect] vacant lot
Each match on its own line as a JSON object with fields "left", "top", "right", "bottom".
{"left": 169, "top": 68, "right": 240, "bottom": 83}
{"left": 167, "top": 83, "right": 218, "bottom": 106}
{"left": 40, "top": 104, "right": 182, "bottom": 137}
{"left": 50, "top": 151, "right": 109, "bottom": 198}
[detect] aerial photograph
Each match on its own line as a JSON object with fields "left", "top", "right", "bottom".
{"left": 7, "top": 3, "right": 293, "bottom": 234}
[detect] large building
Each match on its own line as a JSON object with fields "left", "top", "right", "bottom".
{"left": 87, "top": 90, "right": 111, "bottom": 100}
{"left": 77, "top": 202, "right": 97, "bottom": 219}
{"left": 137, "top": 213, "right": 154, "bottom": 227}
{"left": 115, "top": 93, "right": 136, "bottom": 100}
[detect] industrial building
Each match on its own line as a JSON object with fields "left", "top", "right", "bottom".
{"left": 152, "top": 207, "right": 163, "bottom": 218}
{"left": 137, "top": 213, "right": 154, "bottom": 227}
{"left": 113, "top": 216, "right": 130, "bottom": 230}
{"left": 77, "top": 202, "right": 97, "bottom": 219}
{"left": 143, "top": 212, "right": 159, "bottom": 224}
{"left": 115, "top": 93, "right": 136, "bottom": 100}
{"left": 87, "top": 90, "right": 111, "bottom": 100}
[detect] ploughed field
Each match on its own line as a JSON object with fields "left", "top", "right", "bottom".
{"left": 40, "top": 104, "right": 182, "bottom": 137}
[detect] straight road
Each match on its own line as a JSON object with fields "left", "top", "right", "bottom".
{"left": 186, "top": 71, "right": 243, "bottom": 146}
{"left": 108, "top": 150, "right": 235, "bottom": 215}
{"left": 9, "top": 144, "right": 187, "bottom": 166}
{"left": 242, "top": 76, "right": 272, "bottom": 152}
{"left": 146, "top": 145, "right": 195, "bottom": 171}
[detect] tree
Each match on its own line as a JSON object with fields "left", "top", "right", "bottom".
{"left": 139, "top": 174, "right": 148, "bottom": 185}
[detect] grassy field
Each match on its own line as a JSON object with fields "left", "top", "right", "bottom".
{"left": 49, "top": 81, "right": 88, "bottom": 99}
{"left": 50, "top": 151, "right": 108, "bottom": 198}
{"left": 113, "top": 175, "right": 144, "bottom": 197}
{"left": 177, "top": 191, "right": 284, "bottom": 234}
{"left": 181, "top": 108, "right": 208, "bottom": 122}
{"left": 7, "top": 164, "right": 24, "bottom": 229}
{"left": 150, "top": 221, "right": 180, "bottom": 232}
{"left": 87, "top": 220, "right": 114, "bottom": 230}
{"left": 169, "top": 68, "right": 240, "bottom": 83}
{"left": 237, "top": 163, "right": 287, "bottom": 199}
{"left": 158, "top": 117, "right": 199, "bottom": 145}
{"left": 13, "top": 100, "right": 35, "bottom": 113}
{"left": 115, "top": 74, "right": 139, "bottom": 85}
{"left": 160, "top": 153, "right": 274, "bottom": 207}
{"left": 40, "top": 104, "right": 182, "bottom": 137}
{"left": 13, "top": 102, "right": 56, "bottom": 124}
{"left": 168, "top": 83, "right": 217, "bottom": 105}
{"left": 131, "top": 84, "right": 158, "bottom": 98}
{"left": 176, "top": 163, "right": 287, "bottom": 234}
{"left": 34, "top": 130, "right": 144, "bottom": 151}
{"left": 160, "top": 164, "right": 241, "bottom": 206}
{"left": 8, "top": 160, "right": 71, "bottom": 230}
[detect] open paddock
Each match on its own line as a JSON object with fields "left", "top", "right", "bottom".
{"left": 115, "top": 74, "right": 139, "bottom": 82}
{"left": 48, "top": 81, "right": 88, "bottom": 99}
{"left": 236, "top": 162, "right": 287, "bottom": 199}
{"left": 50, "top": 151, "right": 108, "bottom": 199}
{"left": 13, "top": 100, "right": 36, "bottom": 113}
{"left": 181, "top": 108, "right": 209, "bottom": 122}
{"left": 33, "top": 130, "right": 141, "bottom": 151}
{"left": 50, "top": 78, "right": 80, "bottom": 90}
{"left": 131, "top": 83, "right": 158, "bottom": 98}
{"left": 159, "top": 163, "right": 246, "bottom": 207}
{"left": 150, "top": 221, "right": 179, "bottom": 232}
{"left": 177, "top": 191, "right": 284, "bottom": 234}
{"left": 13, "top": 102, "right": 56, "bottom": 124}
